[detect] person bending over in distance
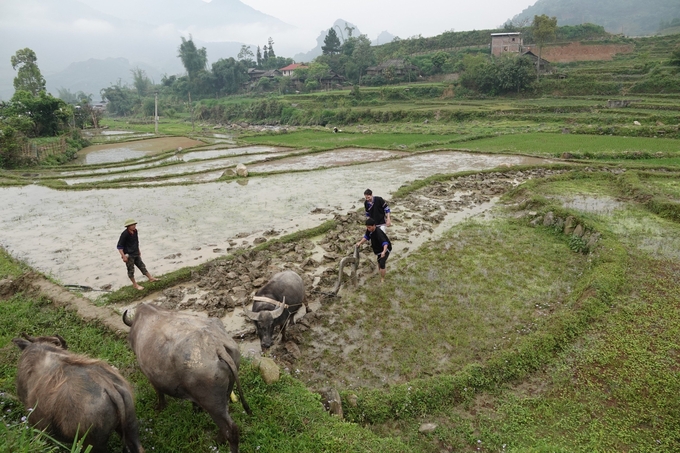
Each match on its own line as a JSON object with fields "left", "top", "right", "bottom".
{"left": 355, "top": 218, "right": 392, "bottom": 283}
{"left": 363, "top": 188, "right": 391, "bottom": 232}
{"left": 117, "top": 219, "right": 158, "bottom": 291}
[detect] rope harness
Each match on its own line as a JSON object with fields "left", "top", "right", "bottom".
{"left": 245, "top": 296, "right": 307, "bottom": 346}
{"left": 252, "top": 295, "right": 306, "bottom": 309}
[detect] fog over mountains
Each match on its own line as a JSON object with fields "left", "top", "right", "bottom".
{"left": 0, "top": 0, "right": 399, "bottom": 100}
{"left": 3, "top": 0, "right": 678, "bottom": 101}
{"left": 512, "top": 0, "right": 680, "bottom": 36}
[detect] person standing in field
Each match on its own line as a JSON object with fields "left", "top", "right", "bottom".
{"left": 363, "top": 188, "right": 391, "bottom": 232}
{"left": 355, "top": 218, "right": 392, "bottom": 283}
{"left": 117, "top": 219, "right": 158, "bottom": 290}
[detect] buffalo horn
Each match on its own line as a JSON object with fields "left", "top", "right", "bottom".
{"left": 243, "top": 308, "right": 261, "bottom": 321}
{"left": 122, "top": 309, "right": 133, "bottom": 326}
{"left": 269, "top": 304, "right": 285, "bottom": 319}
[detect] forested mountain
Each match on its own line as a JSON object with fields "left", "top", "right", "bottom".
{"left": 511, "top": 0, "right": 680, "bottom": 36}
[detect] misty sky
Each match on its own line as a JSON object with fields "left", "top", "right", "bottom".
{"left": 229, "top": 0, "right": 536, "bottom": 42}
{"left": 0, "top": 0, "right": 540, "bottom": 100}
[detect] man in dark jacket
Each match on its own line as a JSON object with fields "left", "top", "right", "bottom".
{"left": 363, "top": 189, "right": 391, "bottom": 232}
{"left": 117, "top": 218, "right": 157, "bottom": 290}
{"left": 355, "top": 218, "right": 392, "bottom": 283}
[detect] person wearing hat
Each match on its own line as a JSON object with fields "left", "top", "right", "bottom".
{"left": 355, "top": 218, "right": 393, "bottom": 283}
{"left": 117, "top": 218, "right": 158, "bottom": 290}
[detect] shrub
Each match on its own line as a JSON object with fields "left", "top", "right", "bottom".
{"left": 0, "top": 126, "right": 27, "bottom": 169}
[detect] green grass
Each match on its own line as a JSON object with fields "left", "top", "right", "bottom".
{"left": 402, "top": 256, "right": 680, "bottom": 452}
{"left": 0, "top": 249, "right": 28, "bottom": 279}
{"left": 339, "top": 170, "right": 678, "bottom": 452}
{"left": 99, "top": 117, "right": 199, "bottom": 137}
{"left": 240, "top": 129, "right": 468, "bottom": 150}
{"left": 0, "top": 296, "right": 410, "bottom": 453}
{"left": 314, "top": 218, "right": 587, "bottom": 389}
{"left": 3, "top": 167, "right": 680, "bottom": 451}
{"left": 461, "top": 133, "right": 680, "bottom": 158}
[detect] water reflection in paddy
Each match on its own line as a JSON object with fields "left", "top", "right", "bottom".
{"left": 250, "top": 148, "right": 406, "bottom": 172}
{"left": 99, "top": 130, "right": 134, "bottom": 136}
{"left": 74, "top": 137, "right": 204, "bottom": 165}
{"left": 63, "top": 155, "right": 259, "bottom": 185}
{"left": 0, "top": 150, "right": 551, "bottom": 291}
{"left": 251, "top": 150, "right": 545, "bottom": 174}
{"left": 61, "top": 146, "right": 288, "bottom": 177}
{"left": 181, "top": 146, "right": 289, "bottom": 161}
{"left": 558, "top": 195, "right": 626, "bottom": 215}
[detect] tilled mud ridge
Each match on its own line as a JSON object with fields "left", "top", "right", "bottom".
{"left": 5, "top": 167, "right": 623, "bottom": 388}
{"left": 119, "top": 169, "right": 582, "bottom": 368}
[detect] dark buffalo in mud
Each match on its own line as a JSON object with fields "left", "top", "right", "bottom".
{"left": 243, "top": 270, "right": 307, "bottom": 350}
{"left": 12, "top": 333, "right": 144, "bottom": 453}
{"left": 123, "top": 303, "right": 250, "bottom": 453}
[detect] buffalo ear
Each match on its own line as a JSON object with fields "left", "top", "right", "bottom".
{"left": 55, "top": 334, "right": 68, "bottom": 350}
{"left": 12, "top": 338, "right": 31, "bottom": 350}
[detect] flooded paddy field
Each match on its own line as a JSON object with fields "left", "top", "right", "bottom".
{"left": 59, "top": 146, "right": 290, "bottom": 177}
{"left": 73, "top": 136, "right": 205, "bottom": 165}
{"left": 0, "top": 145, "right": 551, "bottom": 293}
{"left": 63, "top": 155, "right": 258, "bottom": 185}
{"left": 557, "top": 195, "right": 627, "bottom": 215}
{"left": 249, "top": 148, "right": 407, "bottom": 172}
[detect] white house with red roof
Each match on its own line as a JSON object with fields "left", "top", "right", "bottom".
{"left": 280, "top": 63, "right": 308, "bottom": 77}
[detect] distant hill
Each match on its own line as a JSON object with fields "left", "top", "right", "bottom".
{"left": 511, "top": 0, "right": 680, "bottom": 36}
{"left": 0, "top": 0, "right": 291, "bottom": 100}
{"left": 374, "top": 31, "right": 397, "bottom": 46}
{"left": 293, "top": 19, "right": 396, "bottom": 63}
{"left": 46, "top": 58, "right": 164, "bottom": 99}
{"left": 78, "top": 0, "right": 293, "bottom": 33}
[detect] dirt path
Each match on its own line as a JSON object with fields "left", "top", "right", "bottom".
{"left": 0, "top": 272, "right": 128, "bottom": 337}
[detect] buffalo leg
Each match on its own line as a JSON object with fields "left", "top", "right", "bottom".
{"left": 209, "top": 409, "right": 239, "bottom": 453}
{"left": 200, "top": 396, "right": 240, "bottom": 453}
{"left": 155, "top": 389, "right": 167, "bottom": 411}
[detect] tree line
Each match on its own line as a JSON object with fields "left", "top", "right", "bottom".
{"left": 0, "top": 48, "right": 92, "bottom": 169}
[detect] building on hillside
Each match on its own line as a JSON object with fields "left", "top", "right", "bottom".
{"left": 366, "top": 59, "right": 420, "bottom": 78}
{"left": 245, "top": 68, "right": 283, "bottom": 90}
{"left": 91, "top": 100, "right": 109, "bottom": 111}
{"left": 247, "top": 68, "right": 282, "bottom": 82}
{"left": 491, "top": 32, "right": 523, "bottom": 56}
{"left": 319, "top": 72, "right": 347, "bottom": 90}
{"left": 521, "top": 50, "right": 552, "bottom": 74}
{"left": 280, "top": 63, "right": 308, "bottom": 77}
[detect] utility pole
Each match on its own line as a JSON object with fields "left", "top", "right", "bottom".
{"left": 188, "top": 91, "right": 195, "bottom": 132}
{"left": 154, "top": 91, "right": 158, "bottom": 135}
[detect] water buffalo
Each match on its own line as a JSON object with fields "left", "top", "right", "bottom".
{"left": 12, "top": 333, "right": 144, "bottom": 453}
{"left": 123, "top": 303, "right": 250, "bottom": 453}
{"left": 243, "top": 270, "right": 307, "bottom": 350}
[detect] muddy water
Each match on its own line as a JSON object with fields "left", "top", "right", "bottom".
{"left": 558, "top": 195, "right": 626, "bottom": 215}
{"left": 100, "top": 130, "right": 135, "bottom": 136}
{"left": 249, "top": 148, "right": 407, "bottom": 172}
{"left": 64, "top": 155, "right": 256, "bottom": 185}
{"left": 74, "top": 137, "right": 204, "bottom": 165}
{"left": 60, "top": 146, "right": 289, "bottom": 177}
{"left": 0, "top": 151, "right": 550, "bottom": 293}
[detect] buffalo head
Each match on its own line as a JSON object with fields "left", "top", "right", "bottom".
{"left": 14, "top": 332, "right": 67, "bottom": 350}
{"left": 243, "top": 303, "right": 285, "bottom": 350}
